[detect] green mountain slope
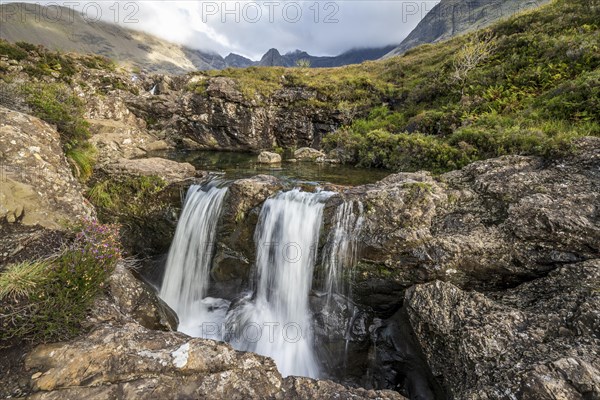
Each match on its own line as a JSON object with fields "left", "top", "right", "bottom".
{"left": 384, "top": 0, "right": 551, "bottom": 57}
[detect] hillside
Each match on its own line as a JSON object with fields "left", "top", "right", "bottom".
{"left": 189, "top": 0, "right": 599, "bottom": 172}
{"left": 384, "top": 0, "right": 551, "bottom": 57}
{"left": 0, "top": 3, "right": 396, "bottom": 73}
{"left": 0, "top": 3, "right": 233, "bottom": 74}
{"left": 0, "top": 0, "right": 598, "bottom": 174}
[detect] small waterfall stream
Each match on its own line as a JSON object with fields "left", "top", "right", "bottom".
{"left": 321, "top": 200, "right": 364, "bottom": 301}
{"left": 159, "top": 182, "right": 228, "bottom": 337}
{"left": 225, "top": 189, "right": 333, "bottom": 378}
{"left": 160, "top": 185, "right": 373, "bottom": 380}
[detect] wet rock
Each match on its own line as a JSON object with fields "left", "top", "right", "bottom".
{"left": 104, "top": 263, "right": 178, "bottom": 331}
{"left": 101, "top": 157, "right": 197, "bottom": 183}
{"left": 404, "top": 260, "right": 600, "bottom": 399}
{"left": 279, "top": 377, "right": 405, "bottom": 399}
{"left": 294, "top": 147, "right": 326, "bottom": 161}
{"left": 257, "top": 151, "right": 282, "bottom": 164}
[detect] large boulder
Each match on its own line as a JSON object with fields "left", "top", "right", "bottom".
{"left": 0, "top": 107, "right": 94, "bottom": 229}
{"left": 100, "top": 263, "right": 178, "bottom": 331}
{"left": 404, "top": 260, "right": 600, "bottom": 399}
{"left": 23, "top": 323, "right": 405, "bottom": 400}
{"left": 257, "top": 151, "right": 282, "bottom": 164}
{"left": 342, "top": 138, "right": 600, "bottom": 314}
{"left": 294, "top": 147, "right": 326, "bottom": 161}
{"left": 101, "top": 157, "right": 197, "bottom": 183}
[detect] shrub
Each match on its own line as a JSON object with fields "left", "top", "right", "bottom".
{"left": 87, "top": 176, "right": 173, "bottom": 255}
{"left": 22, "top": 83, "right": 90, "bottom": 143}
{"left": 21, "top": 82, "right": 96, "bottom": 181}
{"left": 0, "top": 40, "right": 28, "bottom": 60}
{"left": 0, "top": 220, "right": 122, "bottom": 344}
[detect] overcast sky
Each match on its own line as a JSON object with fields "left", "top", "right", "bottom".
{"left": 14, "top": 1, "right": 441, "bottom": 59}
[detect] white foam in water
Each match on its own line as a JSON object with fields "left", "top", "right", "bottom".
{"left": 159, "top": 182, "right": 228, "bottom": 336}
{"left": 225, "top": 189, "right": 333, "bottom": 378}
{"left": 161, "top": 185, "right": 334, "bottom": 379}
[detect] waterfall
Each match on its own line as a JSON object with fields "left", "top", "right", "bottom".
{"left": 225, "top": 189, "right": 333, "bottom": 378}
{"left": 159, "top": 182, "right": 228, "bottom": 337}
{"left": 149, "top": 84, "right": 157, "bottom": 95}
{"left": 322, "top": 200, "right": 364, "bottom": 299}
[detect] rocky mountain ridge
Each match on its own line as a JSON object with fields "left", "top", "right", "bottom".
{"left": 384, "top": 0, "right": 550, "bottom": 57}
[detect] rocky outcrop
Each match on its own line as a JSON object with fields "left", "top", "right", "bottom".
{"left": 88, "top": 119, "right": 169, "bottom": 165}
{"left": 0, "top": 106, "right": 94, "bottom": 266}
{"left": 23, "top": 322, "right": 404, "bottom": 400}
{"left": 125, "top": 76, "right": 350, "bottom": 152}
{"left": 344, "top": 138, "right": 599, "bottom": 314}
{"left": 100, "top": 263, "right": 178, "bottom": 332}
{"left": 210, "top": 175, "right": 283, "bottom": 299}
{"left": 405, "top": 260, "right": 600, "bottom": 399}
{"left": 101, "top": 157, "right": 198, "bottom": 183}
{"left": 0, "top": 107, "right": 94, "bottom": 229}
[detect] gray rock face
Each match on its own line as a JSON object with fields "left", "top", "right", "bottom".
{"left": 0, "top": 107, "right": 95, "bottom": 229}
{"left": 345, "top": 138, "right": 600, "bottom": 314}
{"left": 0, "top": 106, "right": 95, "bottom": 265}
{"left": 125, "top": 76, "right": 348, "bottom": 152}
{"left": 405, "top": 260, "right": 600, "bottom": 399}
{"left": 102, "top": 263, "right": 178, "bottom": 331}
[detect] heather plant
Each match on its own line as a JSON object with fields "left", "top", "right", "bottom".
{"left": 0, "top": 220, "right": 122, "bottom": 345}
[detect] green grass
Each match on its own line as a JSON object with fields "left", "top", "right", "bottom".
{"left": 65, "top": 143, "right": 97, "bottom": 182}
{"left": 0, "top": 221, "right": 122, "bottom": 345}
{"left": 0, "top": 261, "right": 50, "bottom": 302}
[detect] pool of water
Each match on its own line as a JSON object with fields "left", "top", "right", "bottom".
{"left": 150, "top": 150, "right": 390, "bottom": 186}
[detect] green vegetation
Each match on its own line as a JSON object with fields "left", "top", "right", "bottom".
{"left": 21, "top": 82, "right": 97, "bottom": 181}
{"left": 322, "top": 0, "right": 600, "bottom": 172}
{"left": 0, "top": 41, "right": 28, "bottom": 61}
{"left": 87, "top": 176, "right": 176, "bottom": 255}
{"left": 0, "top": 220, "right": 122, "bottom": 344}
{"left": 88, "top": 175, "right": 168, "bottom": 212}
{"left": 0, "top": 40, "right": 125, "bottom": 181}
{"left": 188, "top": 0, "right": 599, "bottom": 172}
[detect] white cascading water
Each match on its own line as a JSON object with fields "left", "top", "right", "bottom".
{"left": 159, "top": 182, "right": 229, "bottom": 338}
{"left": 225, "top": 189, "right": 333, "bottom": 378}
{"left": 321, "top": 200, "right": 364, "bottom": 299}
